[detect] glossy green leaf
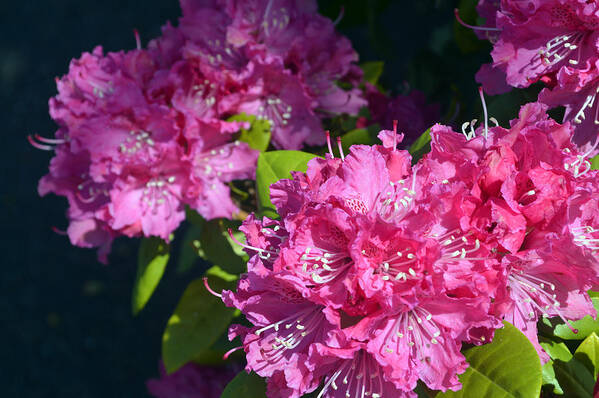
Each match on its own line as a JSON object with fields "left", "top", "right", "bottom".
{"left": 437, "top": 322, "right": 542, "bottom": 398}
{"left": 181, "top": 210, "right": 246, "bottom": 274}
{"left": 360, "top": 61, "right": 384, "bottom": 86}
{"left": 590, "top": 155, "right": 599, "bottom": 170}
{"left": 191, "top": 324, "right": 241, "bottom": 365}
{"left": 132, "top": 237, "right": 170, "bottom": 315}
{"left": 575, "top": 332, "right": 599, "bottom": 379}
{"left": 228, "top": 113, "right": 271, "bottom": 152}
{"left": 197, "top": 218, "right": 246, "bottom": 275}
{"left": 256, "top": 151, "right": 319, "bottom": 218}
{"left": 162, "top": 276, "right": 237, "bottom": 373}
{"left": 540, "top": 337, "right": 573, "bottom": 362}
{"left": 550, "top": 333, "right": 599, "bottom": 398}
{"left": 540, "top": 336, "right": 573, "bottom": 395}
{"left": 542, "top": 361, "right": 563, "bottom": 396}
{"left": 221, "top": 371, "right": 266, "bottom": 398}
{"left": 554, "top": 349, "right": 596, "bottom": 397}
{"left": 409, "top": 128, "right": 431, "bottom": 163}
{"left": 552, "top": 333, "right": 599, "bottom": 396}
{"left": 554, "top": 298, "right": 599, "bottom": 340}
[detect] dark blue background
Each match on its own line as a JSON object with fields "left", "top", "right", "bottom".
{"left": 2, "top": 0, "right": 484, "bottom": 396}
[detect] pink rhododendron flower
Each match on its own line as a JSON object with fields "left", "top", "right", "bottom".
{"left": 35, "top": 0, "right": 365, "bottom": 260}
{"left": 34, "top": 44, "right": 257, "bottom": 261}
{"left": 471, "top": 0, "right": 599, "bottom": 148}
{"left": 427, "top": 102, "right": 599, "bottom": 360}
{"left": 162, "top": 0, "right": 365, "bottom": 149}
{"left": 146, "top": 361, "right": 238, "bottom": 398}
{"left": 539, "top": 58, "right": 599, "bottom": 152}
{"left": 224, "top": 132, "right": 503, "bottom": 396}
{"left": 475, "top": 0, "right": 599, "bottom": 89}
{"left": 224, "top": 101, "right": 599, "bottom": 397}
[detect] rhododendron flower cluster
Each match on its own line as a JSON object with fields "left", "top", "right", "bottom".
{"left": 471, "top": 0, "right": 599, "bottom": 151}
{"left": 428, "top": 102, "right": 599, "bottom": 361}
{"left": 223, "top": 102, "right": 599, "bottom": 396}
{"left": 32, "top": 0, "right": 365, "bottom": 261}
{"left": 33, "top": 44, "right": 257, "bottom": 262}
{"left": 155, "top": 0, "right": 365, "bottom": 149}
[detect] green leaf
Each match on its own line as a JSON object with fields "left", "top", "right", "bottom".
{"left": 575, "top": 332, "right": 599, "bottom": 379}
{"left": 542, "top": 361, "right": 563, "bottom": 396}
{"left": 540, "top": 338, "right": 573, "bottom": 362}
{"left": 554, "top": 297, "right": 599, "bottom": 340}
{"left": 228, "top": 113, "right": 271, "bottom": 152}
{"left": 162, "top": 276, "right": 237, "bottom": 373}
{"left": 552, "top": 333, "right": 599, "bottom": 396}
{"left": 197, "top": 218, "right": 247, "bottom": 275}
{"left": 360, "top": 61, "right": 384, "bottom": 86}
{"left": 181, "top": 210, "right": 247, "bottom": 275}
{"left": 539, "top": 336, "right": 573, "bottom": 395}
{"left": 132, "top": 237, "right": 170, "bottom": 315}
{"left": 206, "top": 265, "right": 238, "bottom": 283}
{"left": 437, "top": 322, "right": 542, "bottom": 398}
{"left": 554, "top": 351, "right": 596, "bottom": 397}
{"left": 408, "top": 128, "right": 431, "bottom": 163}
{"left": 221, "top": 371, "right": 267, "bottom": 398}
{"left": 590, "top": 155, "right": 599, "bottom": 170}
{"left": 256, "top": 151, "right": 319, "bottom": 218}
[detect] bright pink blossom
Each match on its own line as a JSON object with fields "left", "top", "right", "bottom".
{"left": 167, "top": 0, "right": 365, "bottom": 149}
{"left": 473, "top": 0, "right": 599, "bottom": 147}
{"left": 427, "top": 102, "right": 599, "bottom": 359}
{"left": 476, "top": 0, "right": 599, "bottom": 89}
{"left": 225, "top": 132, "right": 502, "bottom": 396}
{"left": 35, "top": 44, "right": 257, "bottom": 261}
{"left": 539, "top": 58, "right": 599, "bottom": 151}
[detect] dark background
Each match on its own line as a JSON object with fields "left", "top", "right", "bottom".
{"left": 2, "top": 0, "right": 491, "bottom": 396}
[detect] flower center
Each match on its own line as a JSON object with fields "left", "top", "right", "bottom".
{"left": 300, "top": 246, "right": 352, "bottom": 284}
{"left": 142, "top": 176, "right": 177, "bottom": 214}
{"left": 374, "top": 244, "right": 418, "bottom": 283}
{"left": 508, "top": 270, "right": 578, "bottom": 333}
{"left": 317, "top": 350, "right": 385, "bottom": 398}
{"left": 377, "top": 179, "right": 416, "bottom": 224}
{"left": 572, "top": 85, "right": 599, "bottom": 127}
{"left": 254, "top": 306, "right": 324, "bottom": 363}
{"left": 538, "top": 31, "right": 586, "bottom": 68}
{"left": 257, "top": 96, "right": 293, "bottom": 127}
{"left": 190, "top": 79, "right": 218, "bottom": 117}
{"left": 380, "top": 308, "right": 441, "bottom": 359}
{"left": 433, "top": 229, "right": 483, "bottom": 264}
{"left": 119, "top": 130, "right": 155, "bottom": 155}
{"left": 196, "top": 141, "right": 241, "bottom": 178}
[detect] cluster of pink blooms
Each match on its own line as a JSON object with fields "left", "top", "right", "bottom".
{"left": 358, "top": 83, "right": 440, "bottom": 147}
{"left": 32, "top": 0, "right": 364, "bottom": 261}
{"left": 470, "top": 0, "right": 599, "bottom": 153}
{"left": 223, "top": 102, "right": 599, "bottom": 397}
{"left": 146, "top": 361, "right": 238, "bottom": 398}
